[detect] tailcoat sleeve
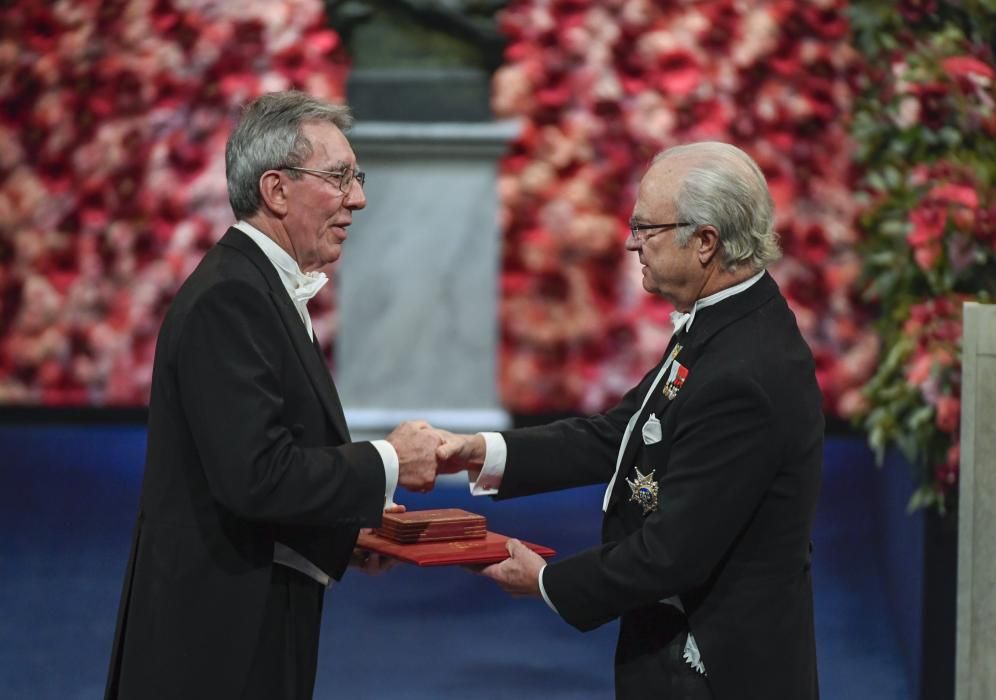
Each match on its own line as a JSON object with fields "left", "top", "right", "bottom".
{"left": 497, "top": 363, "right": 660, "bottom": 498}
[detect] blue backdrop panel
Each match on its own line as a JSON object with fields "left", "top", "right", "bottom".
{"left": 0, "top": 425, "right": 911, "bottom": 699}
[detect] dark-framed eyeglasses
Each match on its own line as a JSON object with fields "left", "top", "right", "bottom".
{"left": 282, "top": 166, "right": 366, "bottom": 193}
{"left": 629, "top": 222, "right": 692, "bottom": 243}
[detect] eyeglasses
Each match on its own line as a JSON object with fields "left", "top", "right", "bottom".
{"left": 282, "top": 166, "right": 366, "bottom": 193}
{"left": 629, "top": 221, "right": 692, "bottom": 242}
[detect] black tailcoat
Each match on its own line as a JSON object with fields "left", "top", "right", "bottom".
{"left": 499, "top": 273, "right": 823, "bottom": 699}
{"left": 105, "top": 228, "right": 386, "bottom": 699}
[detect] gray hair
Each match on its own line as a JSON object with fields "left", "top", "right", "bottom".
{"left": 225, "top": 91, "right": 353, "bottom": 220}
{"left": 653, "top": 142, "right": 781, "bottom": 272}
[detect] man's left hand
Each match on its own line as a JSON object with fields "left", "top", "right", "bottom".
{"left": 480, "top": 539, "right": 544, "bottom": 597}
{"left": 349, "top": 548, "right": 399, "bottom": 576}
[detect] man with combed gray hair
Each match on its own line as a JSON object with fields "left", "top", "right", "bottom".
{"left": 438, "top": 141, "right": 823, "bottom": 699}
{"left": 105, "top": 91, "right": 442, "bottom": 700}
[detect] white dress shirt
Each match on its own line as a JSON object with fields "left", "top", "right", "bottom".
{"left": 468, "top": 270, "right": 766, "bottom": 674}
{"left": 235, "top": 221, "right": 399, "bottom": 587}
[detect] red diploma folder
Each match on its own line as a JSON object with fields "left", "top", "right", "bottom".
{"left": 356, "top": 530, "right": 556, "bottom": 567}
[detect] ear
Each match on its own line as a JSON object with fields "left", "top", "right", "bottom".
{"left": 258, "top": 170, "right": 289, "bottom": 217}
{"left": 695, "top": 225, "right": 721, "bottom": 266}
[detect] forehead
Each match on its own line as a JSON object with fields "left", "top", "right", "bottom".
{"left": 634, "top": 159, "right": 685, "bottom": 218}
{"left": 300, "top": 121, "right": 355, "bottom": 167}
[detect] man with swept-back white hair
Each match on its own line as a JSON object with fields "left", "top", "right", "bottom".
{"left": 438, "top": 142, "right": 823, "bottom": 699}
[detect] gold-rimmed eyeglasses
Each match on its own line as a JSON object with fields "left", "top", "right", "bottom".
{"left": 282, "top": 166, "right": 366, "bottom": 193}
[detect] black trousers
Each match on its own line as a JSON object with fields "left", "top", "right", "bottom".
{"left": 615, "top": 604, "right": 714, "bottom": 700}
{"left": 242, "top": 566, "right": 325, "bottom": 700}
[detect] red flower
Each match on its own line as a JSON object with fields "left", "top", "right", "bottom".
{"left": 768, "top": 37, "right": 801, "bottom": 76}
{"left": 166, "top": 132, "right": 208, "bottom": 177}
{"left": 676, "top": 97, "right": 731, "bottom": 138}
{"left": 898, "top": 0, "right": 939, "bottom": 23}
{"left": 974, "top": 205, "right": 996, "bottom": 244}
{"left": 535, "top": 81, "right": 573, "bottom": 109}
{"left": 699, "top": 2, "right": 741, "bottom": 51}
{"left": 799, "top": 5, "right": 849, "bottom": 40}
{"left": 783, "top": 222, "right": 832, "bottom": 265}
{"left": 21, "top": 6, "right": 63, "bottom": 54}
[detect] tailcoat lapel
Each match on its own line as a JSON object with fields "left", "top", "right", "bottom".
{"left": 606, "top": 272, "right": 781, "bottom": 511}
{"left": 218, "top": 228, "right": 351, "bottom": 442}
{"left": 607, "top": 341, "right": 693, "bottom": 512}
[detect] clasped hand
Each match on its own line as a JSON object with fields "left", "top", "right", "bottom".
{"left": 383, "top": 423, "right": 544, "bottom": 597}
{"left": 386, "top": 422, "right": 486, "bottom": 494}
{"left": 385, "top": 420, "right": 442, "bottom": 493}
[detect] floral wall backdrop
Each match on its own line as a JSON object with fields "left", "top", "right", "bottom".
{"left": 0, "top": 0, "right": 348, "bottom": 405}
{"left": 7, "top": 0, "right": 973, "bottom": 430}
{"left": 851, "top": 0, "right": 996, "bottom": 513}
{"left": 492, "top": 0, "right": 876, "bottom": 417}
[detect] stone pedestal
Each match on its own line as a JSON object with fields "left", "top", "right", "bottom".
{"left": 956, "top": 302, "right": 996, "bottom": 700}
{"left": 335, "top": 121, "right": 518, "bottom": 440}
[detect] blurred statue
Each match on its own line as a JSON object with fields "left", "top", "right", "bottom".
{"left": 327, "top": 0, "right": 506, "bottom": 72}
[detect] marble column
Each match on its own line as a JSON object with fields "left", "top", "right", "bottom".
{"left": 956, "top": 302, "right": 996, "bottom": 700}
{"left": 335, "top": 121, "right": 518, "bottom": 440}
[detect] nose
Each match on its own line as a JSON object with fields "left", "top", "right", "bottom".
{"left": 345, "top": 180, "right": 366, "bottom": 210}
{"left": 625, "top": 234, "right": 641, "bottom": 252}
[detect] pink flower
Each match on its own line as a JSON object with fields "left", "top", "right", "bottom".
{"left": 493, "top": 64, "right": 535, "bottom": 117}
{"left": 654, "top": 49, "right": 702, "bottom": 97}
{"left": 913, "top": 243, "right": 941, "bottom": 269}
{"left": 836, "top": 388, "right": 868, "bottom": 418}
{"left": 907, "top": 202, "right": 946, "bottom": 246}
{"left": 935, "top": 395, "right": 961, "bottom": 434}
{"left": 946, "top": 234, "right": 978, "bottom": 274}
{"left": 906, "top": 351, "right": 933, "bottom": 385}
{"left": 941, "top": 55, "right": 994, "bottom": 82}
{"left": 934, "top": 442, "right": 960, "bottom": 492}
{"left": 928, "top": 183, "right": 979, "bottom": 211}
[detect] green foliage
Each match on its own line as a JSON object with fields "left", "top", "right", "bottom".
{"left": 849, "top": 0, "right": 996, "bottom": 514}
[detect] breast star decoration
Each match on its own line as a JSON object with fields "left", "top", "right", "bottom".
{"left": 626, "top": 467, "right": 659, "bottom": 515}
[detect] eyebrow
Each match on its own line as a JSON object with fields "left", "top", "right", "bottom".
{"left": 320, "top": 159, "right": 352, "bottom": 172}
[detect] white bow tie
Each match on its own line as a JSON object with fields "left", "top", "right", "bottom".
{"left": 293, "top": 271, "right": 328, "bottom": 303}
{"left": 670, "top": 309, "right": 692, "bottom": 334}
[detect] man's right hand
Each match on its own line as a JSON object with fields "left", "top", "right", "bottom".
{"left": 435, "top": 430, "right": 486, "bottom": 475}
{"left": 386, "top": 421, "right": 442, "bottom": 492}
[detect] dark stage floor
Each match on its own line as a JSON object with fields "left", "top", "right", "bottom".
{"left": 0, "top": 425, "right": 911, "bottom": 699}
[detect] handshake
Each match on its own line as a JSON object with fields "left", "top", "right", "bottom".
{"left": 368, "top": 421, "right": 546, "bottom": 597}
{"left": 384, "top": 420, "right": 485, "bottom": 493}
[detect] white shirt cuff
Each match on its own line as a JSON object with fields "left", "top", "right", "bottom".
{"left": 370, "top": 439, "right": 399, "bottom": 509}
{"left": 469, "top": 432, "right": 507, "bottom": 495}
{"left": 538, "top": 564, "right": 560, "bottom": 615}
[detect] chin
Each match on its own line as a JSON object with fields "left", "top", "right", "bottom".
{"left": 320, "top": 246, "right": 342, "bottom": 265}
